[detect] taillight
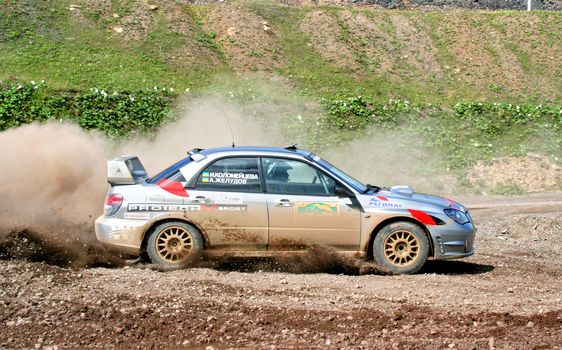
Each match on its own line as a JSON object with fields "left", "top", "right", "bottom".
{"left": 104, "top": 194, "right": 123, "bottom": 216}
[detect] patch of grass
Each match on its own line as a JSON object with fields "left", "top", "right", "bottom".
{"left": 484, "top": 45, "right": 501, "bottom": 67}
{"left": 490, "top": 183, "right": 526, "bottom": 195}
{"left": 504, "top": 42, "right": 533, "bottom": 72}
{"left": 423, "top": 13, "right": 455, "bottom": 67}
{"left": 488, "top": 83, "right": 504, "bottom": 93}
{"left": 246, "top": 50, "right": 263, "bottom": 57}
{"left": 489, "top": 15, "right": 507, "bottom": 34}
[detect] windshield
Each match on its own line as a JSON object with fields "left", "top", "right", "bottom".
{"left": 315, "top": 158, "right": 368, "bottom": 193}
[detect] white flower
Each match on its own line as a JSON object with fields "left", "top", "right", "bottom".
{"left": 153, "top": 86, "right": 158, "bottom": 90}
{"left": 170, "top": 88, "right": 174, "bottom": 92}
{"left": 129, "top": 96, "right": 135, "bottom": 102}
{"left": 30, "top": 80, "right": 35, "bottom": 85}
{"left": 184, "top": 88, "right": 190, "bottom": 93}
{"left": 17, "top": 84, "right": 22, "bottom": 89}
{"left": 40, "top": 80, "right": 45, "bottom": 84}
{"left": 296, "top": 115, "right": 303, "bottom": 123}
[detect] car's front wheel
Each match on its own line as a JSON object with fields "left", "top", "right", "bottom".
{"left": 146, "top": 221, "right": 203, "bottom": 268}
{"left": 372, "top": 222, "right": 429, "bottom": 274}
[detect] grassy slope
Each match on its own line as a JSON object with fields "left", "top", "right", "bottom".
{"left": 0, "top": 1, "right": 560, "bottom": 193}
{"left": 1, "top": 1, "right": 560, "bottom": 103}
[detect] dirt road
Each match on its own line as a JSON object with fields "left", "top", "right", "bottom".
{"left": 1, "top": 193, "right": 561, "bottom": 349}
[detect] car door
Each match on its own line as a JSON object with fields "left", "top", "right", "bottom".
{"left": 262, "top": 157, "right": 361, "bottom": 251}
{"left": 185, "top": 157, "right": 268, "bottom": 250}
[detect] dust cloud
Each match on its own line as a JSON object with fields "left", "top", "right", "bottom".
{"left": 321, "top": 130, "right": 453, "bottom": 194}
{"left": 0, "top": 123, "right": 116, "bottom": 266}
{"left": 124, "top": 96, "right": 287, "bottom": 172}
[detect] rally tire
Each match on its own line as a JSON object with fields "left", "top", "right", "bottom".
{"left": 372, "top": 221, "right": 429, "bottom": 275}
{"left": 146, "top": 221, "right": 203, "bottom": 268}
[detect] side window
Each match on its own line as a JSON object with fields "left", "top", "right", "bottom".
{"left": 196, "top": 157, "right": 261, "bottom": 192}
{"left": 262, "top": 158, "right": 336, "bottom": 196}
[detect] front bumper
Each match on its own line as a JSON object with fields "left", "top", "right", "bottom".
{"left": 429, "top": 221, "right": 476, "bottom": 260}
{"left": 94, "top": 215, "right": 147, "bottom": 256}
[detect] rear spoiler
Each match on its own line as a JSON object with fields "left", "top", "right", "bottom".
{"left": 107, "top": 155, "right": 148, "bottom": 185}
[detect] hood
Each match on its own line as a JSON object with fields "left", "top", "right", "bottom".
{"left": 364, "top": 185, "right": 467, "bottom": 212}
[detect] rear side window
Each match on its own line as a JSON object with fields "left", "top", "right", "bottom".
{"left": 196, "top": 157, "right": 261, "bottom": 192}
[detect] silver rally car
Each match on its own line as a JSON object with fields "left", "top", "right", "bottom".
{"left": 95, "top": 146, "right": 475, "bottom": 274}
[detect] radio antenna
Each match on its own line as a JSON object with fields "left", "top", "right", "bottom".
{"left": 220, "top": 106, "right": 236, "bottom": 148}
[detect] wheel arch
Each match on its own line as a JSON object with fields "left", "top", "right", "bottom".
{"left": 366, "top": 216, "right": 434, "bottom": 260}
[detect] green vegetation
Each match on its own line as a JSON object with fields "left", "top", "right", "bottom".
{"left": 0, "top": 0, "right": 221, "bottom": 91}
{"left": 490, "top": 183, "right": 526, "bottom": 195}
{"left": 324, "top": 97, "right": 561, "bottom": 170}
{"left": 0, "top": 82, "right": 172, "bottom": 137}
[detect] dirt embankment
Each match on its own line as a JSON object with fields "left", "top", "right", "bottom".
{"left": 1, "top": 193, "right": 561, "bottom": 349}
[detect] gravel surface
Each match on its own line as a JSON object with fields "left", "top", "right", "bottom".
{"left": 1, "top": 193, "right": 561, "bottom": 349}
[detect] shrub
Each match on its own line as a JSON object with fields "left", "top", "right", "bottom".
{"left": 0, "top": 82, "right": 174, "bottom": 137}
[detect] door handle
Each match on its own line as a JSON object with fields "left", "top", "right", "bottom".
{"left": 193, "top": 196, "right": 207, "bottom": 203}
{"left": 274, "top": 199, "right": 292, "bottom": 207}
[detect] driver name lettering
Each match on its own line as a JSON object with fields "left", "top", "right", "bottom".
{"left": 202, "top": 171, "right": 258, "bottom": 185}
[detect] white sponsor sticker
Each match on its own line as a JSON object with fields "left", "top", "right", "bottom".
{"left": 124, "top": 212, "right": 151, "bottom": 220}
{"left": 215, "top": 193, "right": 244, "bottom": 205}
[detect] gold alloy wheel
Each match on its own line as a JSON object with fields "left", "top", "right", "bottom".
{"left": 383, "top": 230, "right": 420, "bottom": 267}
{"left": 155, "top": 226, "right": 193, "bottom": 263}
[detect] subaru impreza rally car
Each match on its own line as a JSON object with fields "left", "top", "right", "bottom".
{"left": 95, "top": 146, "right": 475, "bottom": 274}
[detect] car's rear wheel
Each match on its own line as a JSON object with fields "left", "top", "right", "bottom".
{"left": 372, "top": 222, "right": 429, "bottom": 275}
{"left": 146, "top": 221, "right": 203, "bottom": 268}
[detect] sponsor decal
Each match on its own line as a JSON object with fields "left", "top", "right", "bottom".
{"left": 407, "top": 209, "right": 436, "bottom": 225}
{"left": 127, "top": 204, "right": 247, "bottom": 212}
{"left": 202, "top": 171, "right": 259, "bottom": 185}
{"left": 216, "top": 193, "right": 244, "bottom": 205}
{"left": 295, "top": 202, "right": 338, "bottom": 216}
{"left": 369, "top": 197, "right": 403, "bottom": 208}
{"left": 123, "top": 212, "right": 151, "bottom": 220}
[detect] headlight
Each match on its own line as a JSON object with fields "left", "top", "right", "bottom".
{"left": 444, "top": 208, "right": 469, "bottom": 224}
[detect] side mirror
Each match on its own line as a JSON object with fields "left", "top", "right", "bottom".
{"left": 335, "top": 184, "right": 354, "bottom": 198}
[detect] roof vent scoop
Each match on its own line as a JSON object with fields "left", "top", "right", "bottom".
{"left": 285, "top": 144, "right": 298, "bottom": 151}
{"left": 389, "top": 185, "right": 414, "bottom": 197}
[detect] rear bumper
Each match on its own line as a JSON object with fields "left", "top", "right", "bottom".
{"left": 429, "top": 221, "right": 476, "bottom": 260}
{"left": 94, "top": 215, "right": 147, "bottom": 256}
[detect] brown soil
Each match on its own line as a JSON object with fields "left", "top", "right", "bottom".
{"left": 388, "top": 14, "right": 442, "bottom": 79}
{"left": 75, "top": 0, "right": 222, "bottom": 68}
{"left": 339, "top": 10, "right": 396, "bottom": 74}
{"left": 467, "top": 153, "right": 562, "bottom": 193}
{"left": 204, "top": 4, "right": 287, "bottom": 72}
{"left": 1, "top": 193, "right": 561, "bottom": 349}
{"left": 300, "top": 10, "right": 361, "bottom": 71}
